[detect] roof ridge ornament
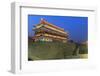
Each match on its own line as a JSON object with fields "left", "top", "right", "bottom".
{"left": 40, "top": 18, "right": 46, "bottom": 24}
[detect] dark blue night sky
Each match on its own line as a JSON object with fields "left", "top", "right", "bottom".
{"left": 28, "top": 15, "right": 88, "bottom": 43}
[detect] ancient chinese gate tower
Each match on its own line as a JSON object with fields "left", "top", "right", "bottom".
{"left": 32, "top": 18, "right": 68, "bottom": 43}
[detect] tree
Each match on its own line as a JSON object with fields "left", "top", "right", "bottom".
{"left": 72, "top": 43, "right": 80, "bottom": 55}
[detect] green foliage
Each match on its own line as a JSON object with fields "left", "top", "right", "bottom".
{"left": 79, "top": 44, "right": 88, "bottom": 54}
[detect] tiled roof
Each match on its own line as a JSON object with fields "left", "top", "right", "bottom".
{"left": 40, "top": 18, "right": 64, "bottom": 31}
